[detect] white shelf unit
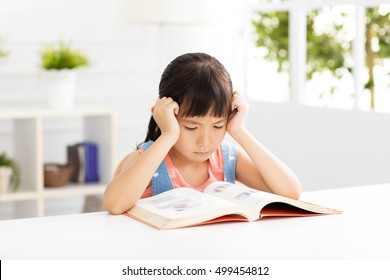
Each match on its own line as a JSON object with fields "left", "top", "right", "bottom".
{"left": 0, "top": 108, "right": 116, "bottom": 219}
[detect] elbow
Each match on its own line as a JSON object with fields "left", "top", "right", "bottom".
{"left": 271, "top": 180, "right": 302, "bottom": 200}
{"left": 289, "top": 181, "right": 302, "bottom": 200}
{"left": 103, "top": 193, "right": 132, "bottom": 215}
{"left": 104, "top": 203, "right": 133, "bottom": 215}
{"left": 290, "top": 190, "right": 301, "bottom": 200}
{"left": 105, "top": 205, "right": 125, "bottom": 215}
{"left": 104, "top": 199, "right": 123, "bottom": 215}
{"left": 276, "top": 179, "right": 302, "bottom": 200}
{"left": 281, "top": 189, "right": 301, "bottom": 200}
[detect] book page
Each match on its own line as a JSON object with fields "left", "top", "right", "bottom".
{"left": 127, "top": 184, "right": 340, "bottom": 229}
{"left": 133, "top": 187, "right": 241, "bottom": 220}
{"left": 205, "top": 182, "right": 340, "bottom": 217}
{"left": 204, "top": 182, "right": 273, "bottom": 220}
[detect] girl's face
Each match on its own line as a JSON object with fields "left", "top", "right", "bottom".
{"left": 170, "top": 114, "right": 227, "bottom": 163}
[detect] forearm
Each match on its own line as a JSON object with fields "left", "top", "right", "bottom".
{"left": 231, "top": 128, "right": 302, "bottom": 199}
{"left": 104, "top": 134, "right": 177, "bottom": 214}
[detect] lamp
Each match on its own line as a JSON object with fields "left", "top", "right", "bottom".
{"left": 119, "top": 0, "right": 244, "bottom": 68}
{"left": 119, "top": 0, "right": 222, "bottom": 24}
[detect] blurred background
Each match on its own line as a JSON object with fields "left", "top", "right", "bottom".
{"left": 0, "top": 0, "right": 389, "bottom": 219}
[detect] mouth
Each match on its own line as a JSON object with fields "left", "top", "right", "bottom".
{"left": 194, "top": 151, "right": 211, "bottom": 156}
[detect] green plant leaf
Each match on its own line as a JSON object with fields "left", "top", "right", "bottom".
{"left": 40, "top": 40, "right": 90, "bottom": 70}
{"left": 0, "top": 152, "right": 21, "bottom": 191}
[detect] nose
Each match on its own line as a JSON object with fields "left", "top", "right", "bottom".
{"left": 196, "top": 130, "right": 210, "bottom": 147}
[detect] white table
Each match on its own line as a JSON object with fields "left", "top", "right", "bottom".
{"left": 0, "top": 184, "right": 389, "bottom": 260}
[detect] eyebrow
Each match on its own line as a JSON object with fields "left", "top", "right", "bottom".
{"left": 182, "top": 118, "right": 227, "bottom": 125}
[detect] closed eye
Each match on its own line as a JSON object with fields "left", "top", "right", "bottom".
{"left": 185, "top": 126, "right": 197, "bottom": 131}
{"left": 214, "top": 125, "right": 224, "bottom": 129}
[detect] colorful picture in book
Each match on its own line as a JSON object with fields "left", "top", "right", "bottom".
{"left": 157, "top": 198, "right": 201, "bottom": 212}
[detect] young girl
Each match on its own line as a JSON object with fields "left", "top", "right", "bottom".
{"left": 104, "top": 53, "right": 301, "bottom": 215}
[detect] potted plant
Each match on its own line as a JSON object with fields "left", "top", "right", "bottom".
{"left": 0, "top": 46, "right": 8, "bottom": 60}
{"left": 39, "top": 40, "right": 90, "bottom": 110}
{"left": 0, "top": 152, "right": 21, "bottom": 194}
{"left": 0, "top": 36, "right": 10, "bottom": 64}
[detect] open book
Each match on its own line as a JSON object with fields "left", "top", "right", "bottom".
{"left": 125, "top": 181, "right": 341, "bottom": 229}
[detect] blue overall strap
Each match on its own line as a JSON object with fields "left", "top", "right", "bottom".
{"left": 139, "top": 140, "right": 174, "bottom": 196}
{"left": 221, "top": 141, "right": 238, "bottom": 183}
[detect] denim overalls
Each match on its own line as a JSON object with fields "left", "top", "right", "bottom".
{"left": 139, "top": 140, "right": 238, "bottom": 196}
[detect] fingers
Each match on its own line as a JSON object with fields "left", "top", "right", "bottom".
{"left": 152, "top": 97, "right": 180, "bottom": 119}
{"left": 232, "top": 91, "right": 242, "bottom": 111}
{"left": 231, "top": 91, "right": 249, "bottom": 118}
{"left": 155, "top": 96, "right": 175, "bottom": 105}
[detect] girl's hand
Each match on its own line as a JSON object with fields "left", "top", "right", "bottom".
{"left": 152, "top": 97, "right": 180, "bottom": 141}
{"left": 227, "top": 91, "right": 249, "bottom": 137}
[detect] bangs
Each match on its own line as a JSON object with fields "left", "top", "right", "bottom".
{"left": 179, "top": 90, "right": 231, "bottom": 118}
{"left": 177, "top": 68, "right": 232, "bottom": 118}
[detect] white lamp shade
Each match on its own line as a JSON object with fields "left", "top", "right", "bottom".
{"left": 120, "top": 0, "right": 242, "bottom": 24}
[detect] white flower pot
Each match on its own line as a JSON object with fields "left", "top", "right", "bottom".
{"left": 44, "top": 69, "right": 76, "bottom": 110}
{"left": 0, "top": 166, "right": 12, "bottom": 194}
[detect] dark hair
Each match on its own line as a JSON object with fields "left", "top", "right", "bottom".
{"left": 143, "top": 53, "right": 233, "bottom": 143}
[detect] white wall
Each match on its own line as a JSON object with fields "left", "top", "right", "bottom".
{"left": 0, "top": 0, "right": 246, "bottom": 217}
{"left": 0, "top": 0, "right": 246, "bottom": 160}
{"left": 245, "top": 102, "right": 390, "bottom": 190}
{"left": 1, "top": 1, "right": 389, "bottom": 218}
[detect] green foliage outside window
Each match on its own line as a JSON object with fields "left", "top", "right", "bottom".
{"left": 252, "top": 6, "right": 390, "bottom": 109}
{"left": 365, "top": 8, "right": 390, "bottom": 109}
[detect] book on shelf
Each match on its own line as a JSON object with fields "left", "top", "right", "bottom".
{"left": 67, "top": 145, "right": 83, "bottom": 183}
{"left": 125, "top": 181, "right": 341, "bottom": 230}
{"left": 67, "top": 142, "right": 99, "bottom": 184}
{"left": 81, "top": 142, "right": 99, "bottom": 182}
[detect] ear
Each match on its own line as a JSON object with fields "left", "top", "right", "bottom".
{"left": 151, "top": 106, "right": 155, "bottom": 114}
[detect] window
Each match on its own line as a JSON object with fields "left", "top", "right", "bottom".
{"left": 305, "top": 5, "right": 354, "bottom": 109}
{"left": 247, "top": 0, "right": 390, "bottom": 112}
{"left": 363, "top": 5, "right": 390, "bottom": 112}
{"left": 249, "top": 10, "right": 290, "bottom": 102}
